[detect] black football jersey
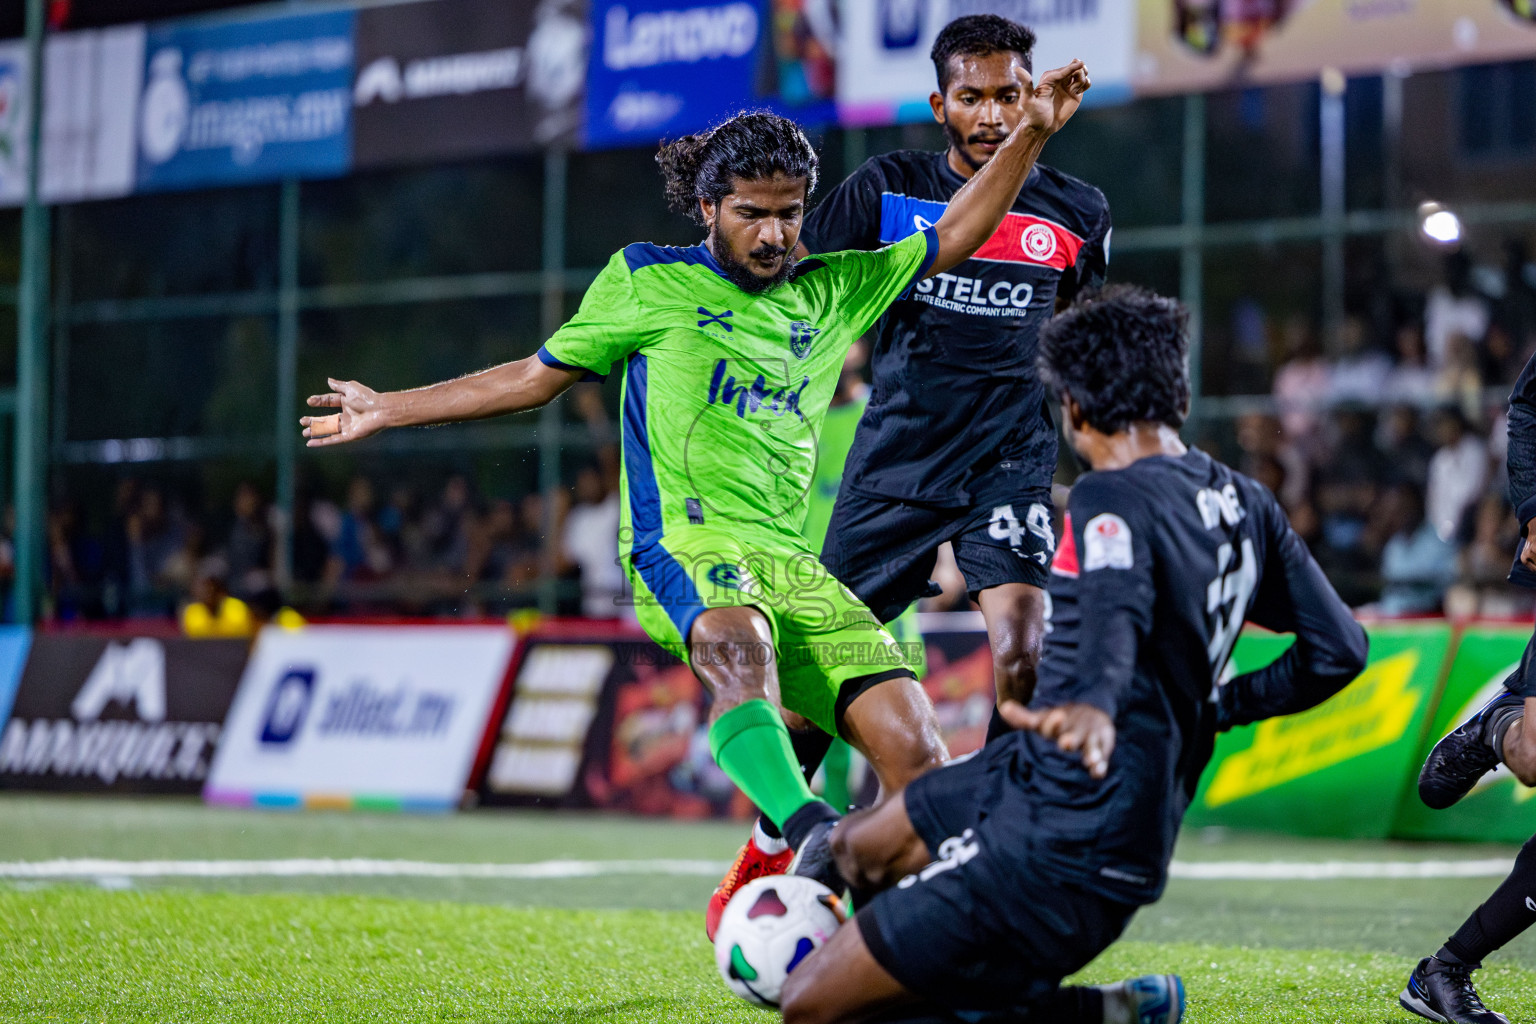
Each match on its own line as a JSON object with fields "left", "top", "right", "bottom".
{"left": 801, "top": 150, "right": 1111, "bottom": 507}
{"left": 1027, "top": 449, "right": 1367, "bottom": 904}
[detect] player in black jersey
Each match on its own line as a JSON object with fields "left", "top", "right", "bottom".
{"left": 1401, "top": 347, "right": 1536, "bottom": 1024}
{"left": 776, "top": 287, "right": 1368, "bottom": 1024}
{"left": 709, "top": 12, "right": 1114, "bottom": 925}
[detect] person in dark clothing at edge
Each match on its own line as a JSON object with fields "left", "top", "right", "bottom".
{"left": 774, "top": 286, "right": 1368, "bottom": 1024}
{"left": 706, "top": 12, "right": 1114, "bottom": 936}
{"left": 1406, "top": 348, "right": 1536, "bottom": 1024}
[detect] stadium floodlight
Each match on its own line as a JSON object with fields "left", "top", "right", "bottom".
{"left": 1418, "top": 202, "right": 1463, "bottom": 246}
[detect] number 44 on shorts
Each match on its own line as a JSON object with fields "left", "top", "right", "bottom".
{"left": 988, "top": 503, "right": 1055, "bottom": 565}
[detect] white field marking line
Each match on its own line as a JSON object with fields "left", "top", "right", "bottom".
{"left": 1169, "top": 858, "right": 1516, "bottom": 880}
{"left": 0, "top": 857, "right": 1521, "bottom": 881}
{"left": 0, "top": 858, "right": 731, "bottom": 879}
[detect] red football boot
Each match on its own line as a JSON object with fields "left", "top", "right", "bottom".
{"left": 705, "top": 838, "right": 794, "bottom": 941}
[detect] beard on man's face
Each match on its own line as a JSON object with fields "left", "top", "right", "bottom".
{"left": 711, "top": 226, "right": 795, "bottom": 294}
{"left": 942, "top": 115, "right": 1010, "bottom": 173}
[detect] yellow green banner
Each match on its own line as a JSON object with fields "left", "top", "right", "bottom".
{"left": 1392, "top": 625, "right": 1535, "bottom": 844}
{"left": 1185, "top": 624, "right": 1451, "bottom": 838}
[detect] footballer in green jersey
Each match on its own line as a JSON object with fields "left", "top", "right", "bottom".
{"left": 301, "top": 58, "right": 1091, "bottom": 901}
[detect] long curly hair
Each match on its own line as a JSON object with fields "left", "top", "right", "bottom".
{"left": 656, "top": 111, "right": 819, "bottom": 225}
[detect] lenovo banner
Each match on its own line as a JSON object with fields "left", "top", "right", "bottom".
{"left": 0, "top": 633, "right": 245, "bottom": 795}
{"left": 135, "top": 8, "right": 355, "bottom": 192}
{"left": 206, "top": 625, "right": 514, "bottom": 811}
{"left": 352, "top": 0, "right": 587, "bottom": 168}
{"left": 584, "top": 0, "right": 835, "bottom": 150}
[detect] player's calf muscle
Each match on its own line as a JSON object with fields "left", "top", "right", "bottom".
{"left": 688, "top": 607, "right": 780, "bottom": 716}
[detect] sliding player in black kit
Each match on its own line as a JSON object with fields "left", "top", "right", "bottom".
{"left": 706, "top": 13, "right": 1113, "bottom": 937}
{"left": 775, "top": 287, "right": 1368, "bottom": 1024}
{"left": 1402, "top": 346, "right": 1536, "bottom": 1024}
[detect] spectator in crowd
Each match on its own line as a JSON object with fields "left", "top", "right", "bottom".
{"left": 1328, "top": 315, "right": 1392, "bottom": 404}
{"left": 329, "top": 476, "right": 391, "bottom": 583}
{"left": 181, "top": 558, "right": 254, "bottom": 638}
{"left": 224, "top": 481, "right": 272, "bottom": 597}
{"left": 1375, "top": 406, "right": 1435, "bottom": 488}
{"left": 1426, "top": 407, "right": 1489, "bottom": 542}
{"left": 127, "top": 487, "right": 186, "bottom": 615}
{"left": 1384, "top": 320, "right": 1437, "bottom": 404}
{"left": 1425, "top": 251, "right": 1490, "bottom": 368}
{"left": 1272, "top": 318, "right": 1330, "bottom": 454}
{"left": 561, "top": 464, "right": 623, "bottom": 619}
{"left": 1372, "top": 482, "right": 1458, "bottom": 616}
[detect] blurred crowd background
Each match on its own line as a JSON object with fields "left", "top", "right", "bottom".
{"left": 16, "top": 237, "right": 1536, "bottom": 626}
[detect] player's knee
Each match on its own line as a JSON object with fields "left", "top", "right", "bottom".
{"left": 992, "top": 630, "right": 1042, "bottom": 704}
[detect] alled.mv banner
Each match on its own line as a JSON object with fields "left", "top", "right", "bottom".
{"left": 206, "top": 625, "right": 515, "bottom": 811}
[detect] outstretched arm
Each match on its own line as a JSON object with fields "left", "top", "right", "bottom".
{"left": 928, "top": 59, "right": 1091, "bottom": 277}
{"left": 300, "top": 356, "right": 581, "bottom": 447}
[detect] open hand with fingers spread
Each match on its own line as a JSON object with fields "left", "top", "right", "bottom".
{"left": 1021, "top": 58, "right": 1091, "bottom": 137}
{"left": 301, "top": 378, "right": 390, "bottom": 447}
{"left": 1000, "top": 698, "right": 1116, "bottom": 779}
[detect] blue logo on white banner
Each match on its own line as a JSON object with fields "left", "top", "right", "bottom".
{"left": 136, "top": 8, "right": 355, "bottom": 191}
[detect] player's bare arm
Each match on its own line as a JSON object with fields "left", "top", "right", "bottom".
{"left": 926, "top": 59, "right": 1090, "bottom": 277}
{"left": 300, "top": 357, "right": 582, "bottom": 447}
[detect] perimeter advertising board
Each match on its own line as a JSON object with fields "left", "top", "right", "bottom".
{"left": 1392, "top": 625, "right": 1535, "bottom": 843}
{"left": 1185, "top": 623, "right": 1450, "bottom": 838}
{"left": 0, "top": 633, "right": 243, "bottom": 795}
{"left": 480, "top": 632, "right": 754, "bottom": 817}
{"left": 836, "top": 0, "right": 1135, "bottom": 126}
{"left": 1135, "top": 0, "right": 1536, "bottom": 95}
{"left": 584, "top": 0, "right": 835, "bottom": 150}
{"left": 205, "top": 625, "right": 514, "bottom": 811}
{"left": 352, "top": 0, "right": 586, "bottom": 167}
{"left": 0, "top": 41, "right": 31, "bottom": 206}
{"left": 135, "top": 8, "right": 355, "bottom": 192}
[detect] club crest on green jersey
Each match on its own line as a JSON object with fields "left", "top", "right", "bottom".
{"left": 788, "top": 321, "right": 821, "bottom": 359}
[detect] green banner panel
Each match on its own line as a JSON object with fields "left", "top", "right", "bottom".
{"left": 1392, "top": 625, "right": 1535, "bottom": 843}
{"left": 1185, "top": 624, "right": 1451, "bottom": 838}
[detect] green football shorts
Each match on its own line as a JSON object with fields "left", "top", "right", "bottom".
{"left": 627, "top": 525, "right": 919, "bottom": 737}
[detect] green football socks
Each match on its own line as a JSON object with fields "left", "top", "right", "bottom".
{"left": 708, "top": 699, "right": 821, "bottom": 831}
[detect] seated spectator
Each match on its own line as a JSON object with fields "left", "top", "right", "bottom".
{"left": 1384, "top": 321, "right": 1437, "bottom": 404}
{"left": 561, "top": 465, "right": 623, "bottom": 618}
{"left": 181, "top": 559, "right": 254, "bottom": 638}
{"left": 1425, "top": 250, "right": 1489, "bottom": 369}
{"left": 1426, "top": 407, "right": 1489, "bottom": 541}
{"left": 224, "top": 481, "right": 272, "bottom": 597}
{"left": 1374, "top": 483, "right": 1457, "bottom": 615}
{"left": 1374, "top": 405, "right": 1434, "bottom": 487}
{"left": 1328, "top": 315, "right": 1392, "bottom": 403}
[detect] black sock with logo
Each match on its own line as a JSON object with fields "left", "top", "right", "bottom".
{"left": 1441, "top": 833, "right": 1536, "bottom": 965}
{"left": 757, "top": 725, "right": 837, "bottom": 841}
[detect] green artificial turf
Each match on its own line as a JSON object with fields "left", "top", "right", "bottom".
{"left": 5, "top": 795, "right": 1536, "bottom": 1021}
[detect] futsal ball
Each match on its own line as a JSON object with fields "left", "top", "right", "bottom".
{"left": 713, "top": 874, "right": 847, "bottom": 1007}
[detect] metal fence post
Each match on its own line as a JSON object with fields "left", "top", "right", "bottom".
{"left": 1181, "top": 93, "right": 1206, "bottom": 425}
{"left": 14, "top": 0, "right": 50, "bottom": 623}
{"left": 538, "top": 149, "right": 569, "bottom": 614}
{"left": 1320, "top": 73, "right": 1348, "bottom": 350}
{"left": 275, "top": 179, "right": 301, "bottom": 588}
